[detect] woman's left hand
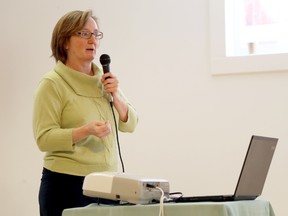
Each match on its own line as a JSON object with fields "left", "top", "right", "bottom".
{"left": 101, "top": 72, "right": 119, "bottom": 96}
{"left": 101, "top": 72, "right": 128, "bottom": 122}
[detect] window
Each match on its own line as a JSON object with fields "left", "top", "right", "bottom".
{"left": 210, "top": 0, "right": 288, "bottom": 75}
{"left": 227, "top": 0, "right": 288, "bottom": 56}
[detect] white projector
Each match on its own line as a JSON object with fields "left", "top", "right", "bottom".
{"left": 83, "top": 172, "right": 170, "bottom": 204}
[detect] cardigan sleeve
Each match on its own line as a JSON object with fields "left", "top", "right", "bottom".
{"left": 118, "top": 103, "right": 138, "bottom": 133}
{"left": 33, "top": 78, "right": 74, "bottom": 152}
{"left": 117, "top": 89, "right": 138, "bottom": 133}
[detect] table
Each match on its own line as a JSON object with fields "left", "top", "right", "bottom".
{"left": 62, "top": 200, "right": 275, "bottom": 216}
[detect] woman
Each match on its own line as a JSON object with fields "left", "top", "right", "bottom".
{"left": 33, "top": 10, "right": 138, "bottom": 216}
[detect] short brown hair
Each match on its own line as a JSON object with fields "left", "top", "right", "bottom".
{"left": 51, "top": 10, "right": 99, "bottom": 63}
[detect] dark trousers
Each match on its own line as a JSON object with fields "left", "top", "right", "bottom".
{"left": 39, "top": 168, "right": 119, "bottom": 216}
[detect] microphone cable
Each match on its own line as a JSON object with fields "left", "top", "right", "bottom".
{"left": 100, "top": 54, "right": 125, "bottom": 172}
{"left": 109, "top": 101, "right": 125, "bottom": 173}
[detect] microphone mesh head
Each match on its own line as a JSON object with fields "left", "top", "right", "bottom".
{"left": 100, "top": 54, "right": 111, "bottom": 65}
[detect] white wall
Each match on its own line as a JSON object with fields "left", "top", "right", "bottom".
{"left": 0, "top": 0, "right": 287, "bottom": 215}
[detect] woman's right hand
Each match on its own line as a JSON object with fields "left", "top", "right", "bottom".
{"left": 86, "top": 121, "right": 112, "bottom": 138}
{"left": 72, "top": 121, "right": 112, "bottom": 143}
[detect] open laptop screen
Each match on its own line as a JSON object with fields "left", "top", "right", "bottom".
{"left": 174, "top": 135, "right": 278, "bottom": 202}
{"left": 234, "top": 135, "right": 278, "bottom": 200}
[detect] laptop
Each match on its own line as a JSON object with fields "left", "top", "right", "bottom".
{"left": 175, "top": 135, "right": 278, "bottom": 202}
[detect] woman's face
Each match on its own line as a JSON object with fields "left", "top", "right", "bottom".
{"left": 66, "top": 17, "right": 100, "bottom": 64}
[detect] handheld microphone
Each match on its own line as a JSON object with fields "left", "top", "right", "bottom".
{"left": 100, "top": 54, "right": 111, "bottom": 75}
{"left": 99, "top": 54, "right": 113, "bottom": 102}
